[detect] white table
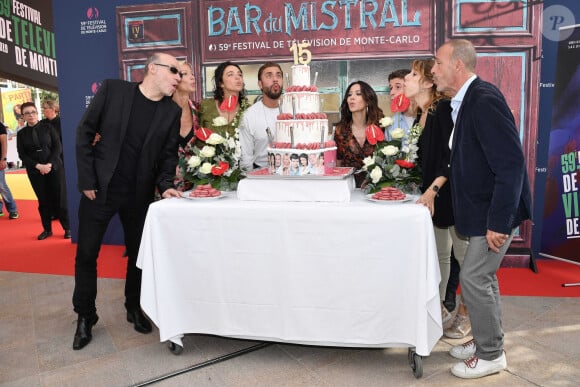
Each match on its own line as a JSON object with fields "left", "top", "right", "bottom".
{"left": 137, "top": 190, "right": 442, "bottom": 356}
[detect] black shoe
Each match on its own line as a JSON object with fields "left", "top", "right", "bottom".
{"left": 64, "top": 229, "right": 71, "bottom": 239}
{"left": 127, "top": 309, "right": 152, "bottom": 334}
{"left": 73, "top": 314, "right": 99, "bottom": 350}
{"left": 37, "top": 231, "right": 53, "bottom": 240}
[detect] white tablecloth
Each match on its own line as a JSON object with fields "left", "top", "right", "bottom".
{"left": 137, "top": 190, "right": 442, "bottom": 356}
{"left": 237, "top": 176, "right": 355, "bottom": 202}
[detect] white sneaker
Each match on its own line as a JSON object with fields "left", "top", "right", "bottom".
{"left": 449, "top": 338, "right": 476, "bottom": 360}
{"left": 451, "top": 352, "right": 507, "bottom": 379}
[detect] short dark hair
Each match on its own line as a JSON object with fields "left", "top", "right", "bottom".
{"left": 388, "top": 69, "right": 410, "bottom": 81}
{"left": 20, "top": 102, "right": 37, "bottom": 113}
{"left": 258, "top": 62, "right": 283, "bottom": 81}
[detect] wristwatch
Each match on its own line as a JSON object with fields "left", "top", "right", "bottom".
{"left": 431, "top": 185, "right": 439, "bottom": 193}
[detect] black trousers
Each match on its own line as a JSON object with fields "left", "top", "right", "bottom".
{"left": 26, "top": 168, "right": 70, "bottom": 232}
{"left": 72, "top": 190, "right": 147, "bottom": 316}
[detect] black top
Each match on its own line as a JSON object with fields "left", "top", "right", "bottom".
{"left": 16, "top": 121, "right": 63, "bottom": 172}
{"left": 417, "top": 99, "right": 454, "bottom": 227}
{"left": 109, "top": 87, "right": 159, "bottom": 195}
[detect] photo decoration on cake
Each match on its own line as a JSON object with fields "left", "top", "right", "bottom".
{"left": 361, "top": 122, "right": 422, "bottom": 193}
{"left": 177, "top": 127, "right": 243, "bottom": 191}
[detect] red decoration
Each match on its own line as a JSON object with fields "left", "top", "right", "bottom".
{"left": 211, "top": 161, "right": 230, "bottom": 176}
{"left": 395, "top": 159, "right": 416, "bottom": 169}
{"left": 390, "top": 94, "right": 411, "bottom": 113}
{"left": 219, "top": 95, "right": 238, "bottom": 112}
{"left": 195, "top": 127, "right": 213, "bottom": 142}
{"left": 365, "top": 124, "right": 385, "bottom": 145}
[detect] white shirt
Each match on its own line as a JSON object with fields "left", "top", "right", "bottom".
{"left": 238, "top": 100, "right": 279, "bottom": 172}
{"left": 449, "top": 74, "right": 477, "bottom": 149}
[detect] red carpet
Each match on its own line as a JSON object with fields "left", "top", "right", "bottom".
{"left": 2, "top": 200, "right": 580, "bottom": 296}
{"left": 1, "top": 200, "right": 126, "bottom": 279}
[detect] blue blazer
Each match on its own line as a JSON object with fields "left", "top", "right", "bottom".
{"left": 449, "top": 77, "right": 532, "bottom": 236}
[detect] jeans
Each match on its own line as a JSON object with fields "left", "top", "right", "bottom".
{"left": 0, "top": 168, "right": 18, "bottom": 213}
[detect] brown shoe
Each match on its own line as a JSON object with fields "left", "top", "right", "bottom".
{"left": 444, "top": 313, "right": 472, "bottom": 339}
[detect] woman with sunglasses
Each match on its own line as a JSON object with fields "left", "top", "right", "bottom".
{"left": 16, "top": 102, "right": 70, "bottom": 240}
{"left": 198, "top": 61, "right": 249, "bottom": 138}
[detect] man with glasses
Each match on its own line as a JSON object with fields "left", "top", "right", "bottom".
{"left": 72, "top": 52, "right": 183, "bottom": 350}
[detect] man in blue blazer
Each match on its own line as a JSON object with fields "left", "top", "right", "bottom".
{"left": 432, "top": 39, "right": 532, "bottom": 379}
{"left": 72, "top": 52, "right": 183, "bottom": 350}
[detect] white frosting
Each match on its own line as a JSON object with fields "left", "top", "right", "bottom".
{"left": 275, "top": 119, "right": 330, "bottom": 144}
{"left": 281, "top": 92, "right": 320, "bottom": 115}
{"left": 291, "top": 64, "right": 310, "bottom": 86}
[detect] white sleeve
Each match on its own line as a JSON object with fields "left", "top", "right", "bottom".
{"left": 238, "top": 112, "right": 255, "bottom": 172}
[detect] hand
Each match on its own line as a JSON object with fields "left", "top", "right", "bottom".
{"left": 416, "top": 192, "right": 435, "bottom": 216}
{"left": 0, "top": 159, "right": 6, "bottom": 171}
{"left": 83, "top": 190, "right": 97, "bottom": 200}
{"left": 161, "top": 188, "right": 181, "bottom": 198}
{"left": 486, "top": 230, "right": 510, "bottom": 253}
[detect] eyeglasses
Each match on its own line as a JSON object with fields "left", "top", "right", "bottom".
{"left": 22, "top": 111, "right": 38, "bottom": 116}
{"left": 153, "top": 63, "right": 182, "bottom": 78}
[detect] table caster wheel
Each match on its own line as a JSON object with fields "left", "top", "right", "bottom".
{"left": 168, "top": 341, "right": 183, "bottom": 355}
{"left": 407, "top": 348, "right": 423, "bottom": 378}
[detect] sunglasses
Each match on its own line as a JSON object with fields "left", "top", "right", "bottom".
{"left": 153, "top": 63, "right": 183, "bottom": 78}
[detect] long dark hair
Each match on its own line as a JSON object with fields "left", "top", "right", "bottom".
{"left": 335, "top": 81, "right": 384, "bottom": 128}
{"left": 212, "top": 61, "right": 247, "bottom": 105}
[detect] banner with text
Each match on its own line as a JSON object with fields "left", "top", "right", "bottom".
{"left": 0, "top": 0, "right": 57, "bottom": 90}
{"left": 201, "top": 0, "right": 433, "bottom": 63}
{"left": 540, "top": 24, "right": 580, "bottom": 264}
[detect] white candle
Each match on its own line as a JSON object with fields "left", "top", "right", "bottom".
{"left": 313, "top": 71, "right": 319, "bottom": 87}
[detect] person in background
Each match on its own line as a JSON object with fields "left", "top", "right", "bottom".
{"left": 41, "top": 99, "right": 66, "bottom": 220}
{"left": 72, "top": 52, "right": 182, "bottom": 350}
{"left": 199, "top": 61, "right": 249, "bottom": 137}
{"left": 173, "top": 61, "right": 200, "bottom": 192}
{"left": 16, "top": 102, "right": 69, "bottom": 239}
{"left": 334, "top": 81, "right": 384, "bottom": 187}
{"left": 432, "top": 39, "right": 531, "bottom": 379}
{"left": 386, "top": 69, "right": 416, "bottom": 140}
{"left": 239, "top": 62, "right": 283, "bottom": 172}
{"left": 0, "top": 120, "right": 19, "bottom": 219}
{"left": 403, "top": 59, "right": 469, "bottom": 334}
{"left": 40, "top": 99, "right": 62, "bottom": 145}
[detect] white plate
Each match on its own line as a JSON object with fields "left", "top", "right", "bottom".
{"left": 365, "top": 193, "right": 413, "bottom": 204}
{"left": 181, "top": 191, "right": 224, "bottom": 200}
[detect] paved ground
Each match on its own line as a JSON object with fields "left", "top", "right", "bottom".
{"left": 1, "top": 271, "right": 579, "bottom": 386}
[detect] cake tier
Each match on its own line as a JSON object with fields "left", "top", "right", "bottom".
{"left": 275, "top": 118, "right": 329, "bottom": 145}
{"left": 266, "top": 147, "right": 337, "bottom": 176}
{"left": 291, "top": 64, "right": 310, "bottom": 86}
{"left": 281, "top": 92, "right": 320, "bottom": 115}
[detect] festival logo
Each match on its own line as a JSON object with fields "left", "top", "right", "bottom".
{"left": 87, "top": 7, "right": 100, "bottom": 20}
{"left": 85, "top": 81, "right": 102, "bottom": 107}
{"left": 80, "top": 7, "right": 108, "bottom": 35}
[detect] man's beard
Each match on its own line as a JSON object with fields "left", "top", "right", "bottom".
{"left": 264, "top": 84, "right": 283, "bottom": 100}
